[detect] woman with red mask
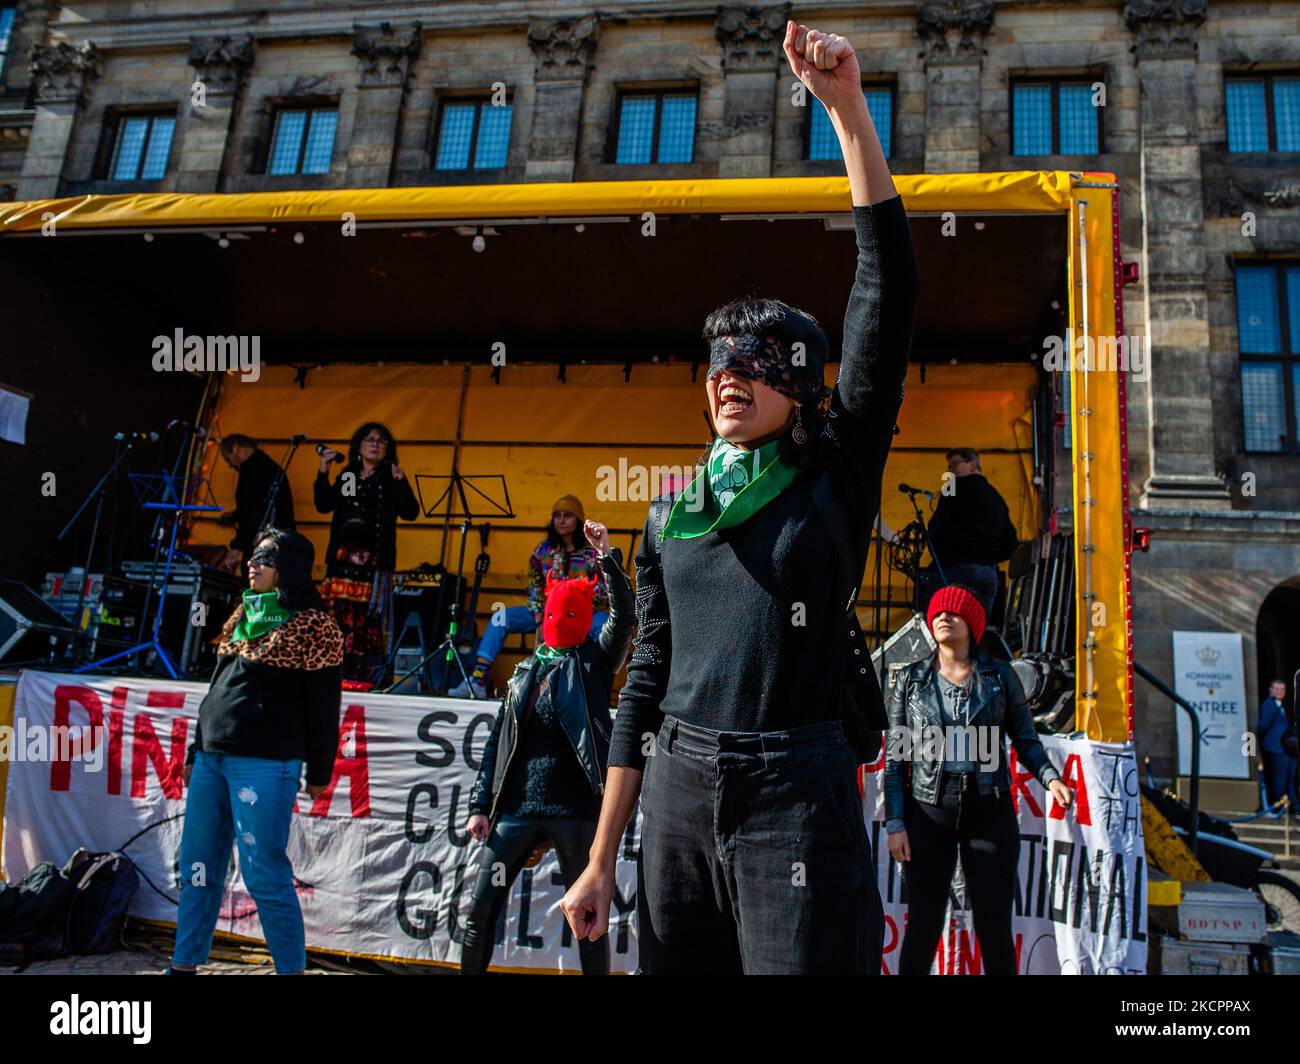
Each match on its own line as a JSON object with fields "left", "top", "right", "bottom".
{"left": 459, "top": 519, "right": 633, "bottom": 974}
{"left": 451, "top": 494, "right": 609, "bottom": 699}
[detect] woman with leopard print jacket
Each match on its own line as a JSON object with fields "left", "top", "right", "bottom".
{"left": 171, "top": 527, "right": 342, "bottom": 975}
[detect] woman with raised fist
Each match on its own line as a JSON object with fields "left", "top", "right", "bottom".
{"left": 459, "top": 519, "right": 633, "bottom": 975}
{"left": 560, "top": 21, "right": 921, "bottom": 974}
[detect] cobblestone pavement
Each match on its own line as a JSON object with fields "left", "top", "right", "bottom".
{"left": 0, "top": 950, "right": 294, "bottom": 975}
{"left": 7, "top": 873, "right": 1295, "bottom": 974}
{"left": 0, "top": 930, "right": 362, "bottom": 974}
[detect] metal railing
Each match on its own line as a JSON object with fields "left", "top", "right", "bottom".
{"left": 1135, "top": 660, "right": 1201, "bottom": 855}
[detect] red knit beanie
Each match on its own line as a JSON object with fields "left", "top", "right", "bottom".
{"left": 926, "top": 585, "right": 987, "bottom": 645}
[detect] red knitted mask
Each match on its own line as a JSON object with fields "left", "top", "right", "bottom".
{"left": 542, "top": 571, "right": 597, "bottom": 649}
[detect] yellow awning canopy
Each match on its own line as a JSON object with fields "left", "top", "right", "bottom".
{"left": 0, "top": 170, "right": 1098, "bottom": 234}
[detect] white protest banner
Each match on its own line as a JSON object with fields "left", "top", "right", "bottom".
{"left": 2, "top": 671, "right": 640, "bottom": 972}
{"left": 1171, "top": 631, "right": 1249, "bottom": 779}
{"left": 4, "top": 672, "right": 1144, "bottom": 973}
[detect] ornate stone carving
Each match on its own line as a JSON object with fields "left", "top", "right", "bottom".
{"left": 29, "top": 41, "right": 103, "bottom": 105}
{"left": 1206, "top": 159, "right": 1300, "bottom": 216}
{"left": 187, "top": 35, "right": 255, "bottom": 95}
{"left": 351, "top": 22, "right": 421, "bottom": 88}
{"left": 915, "top": 1, "right": 994, "bottom": 65}
{"left": 715, "top": 5, "right": 791, "bottom": 72}
{"left": 1123, "top": 0, "right": 1207, "bottom": 60}
{"left": 527, "top": 16, "right": 599, "bottom": 82}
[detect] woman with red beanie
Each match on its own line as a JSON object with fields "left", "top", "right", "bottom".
{"left": 884, "top": 584, "right": 1074, "bottom": 974}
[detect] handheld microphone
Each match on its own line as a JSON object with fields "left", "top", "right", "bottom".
{"left": 898, "top": 482, "right": 935, "bottom": 499}
{"left": 316, "top": 444, "right": 345, "bottom": 463}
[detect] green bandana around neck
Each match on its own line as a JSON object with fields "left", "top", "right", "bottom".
{"left": 533, "top": 642, "right": 576, "bottom": 666}
{"left": 230, "top": 590, "right": 295, "bottom": 643}
{"left": 661, "top": 435, "right": 799, "bottom": 540}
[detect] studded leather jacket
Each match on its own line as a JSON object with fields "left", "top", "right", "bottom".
{"left": 883, "top": 652, "right": 1061, "bottom": 832}
{"left": 468, "top": 550, "right": 634, "bottom": 826}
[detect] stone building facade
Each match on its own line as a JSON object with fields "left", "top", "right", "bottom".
{"left": 1, "top": 0, "right": 1298, "bottom": 798}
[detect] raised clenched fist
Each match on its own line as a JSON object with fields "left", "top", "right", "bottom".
{"left": 782, "top": 20, "right": 863, "bottom": 113}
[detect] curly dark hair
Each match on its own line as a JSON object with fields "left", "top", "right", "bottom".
{"left": 345, "top": 421, "right": 401, "bottom": 472}
{"left": 252, "top": 526, "right": 322, "bottom": 611}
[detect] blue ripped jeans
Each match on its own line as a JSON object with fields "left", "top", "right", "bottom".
{"left": 173, "top": 752, "right": 306, "bottom": 974}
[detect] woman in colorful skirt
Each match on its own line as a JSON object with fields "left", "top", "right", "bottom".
{"left": 314, "top": 421, "right": 419, "bottom": 683}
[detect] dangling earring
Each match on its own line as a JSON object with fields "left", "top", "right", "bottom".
{"left": 791, "top": 406, "right": 808, "bottom": 446}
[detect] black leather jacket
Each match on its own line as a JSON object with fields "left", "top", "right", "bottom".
{"left": 883, "top": 652, "right": 1061, "bottom": 831}
{"left": 468, "top": 551, "right": 634, "bottom": 825}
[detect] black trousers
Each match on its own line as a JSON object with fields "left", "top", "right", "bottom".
{"left": 637, "top": 715, "right": 884, "bottom": 974}
{"left": 461, "top": 814, "right": 609, "bottom": 975}
{"left": 897, "top": 772, "right": 1020, "bottom": 975}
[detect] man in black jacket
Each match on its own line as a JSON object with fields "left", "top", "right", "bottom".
{"left": 218, "top": 435, "right": 295, "bottom": 566}
{"left": 460, "top": 519, "right": 634, "bottom": 974}
{"left": 923, "top": 448, "right": 1018, "bottom": 618}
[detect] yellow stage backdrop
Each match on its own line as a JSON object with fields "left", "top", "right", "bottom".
{"left": 188, "top": 361, "right": 1039, "bottom": 685}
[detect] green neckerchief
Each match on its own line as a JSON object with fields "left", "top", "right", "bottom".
{"left": 533, "top": 642, "right": 577, "bottom": 666}
{"left": 230, "top": 590, "right": 295, "bottom": 643}
{"left": 662, "top": 435, "right": 799, "bottom": 540}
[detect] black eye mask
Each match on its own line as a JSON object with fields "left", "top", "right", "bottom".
{"left": 250, "top": 545, "right": 280, "bottom": 568}
{"left": 707, "top": 334, "right": 830, "bottom": 407}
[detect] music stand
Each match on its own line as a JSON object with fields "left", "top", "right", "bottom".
{"left": 75, "top": 472, "right": 221, "bottom": 679}
{"left": 379, "top": 472, "right": 513, "bottom": 696}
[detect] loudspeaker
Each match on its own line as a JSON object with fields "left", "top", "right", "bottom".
{"left": 393, "top": 575, "right": 466, "bottom": 648}
{"left": 870, "top": 612, "right": 936, "bottom": 682}
{"left": 0, "top": 579, "right": 79, "bottom": 664}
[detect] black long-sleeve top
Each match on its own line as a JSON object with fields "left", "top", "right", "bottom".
{"left": 926, "top": 472, "right": 1018, "bottom": 568}
{"left": 230, "top": 448, "right": 296, "bottom": 554}
{"left": 608, "top": 195, "right": 921, "bottom": 771}
{"left": 313, "top": 464, "right": 419, "bottom": 572}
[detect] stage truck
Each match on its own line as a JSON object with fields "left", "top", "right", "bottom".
{"left": 0, "top": 171, "right": 1143, "bottom": 972}
{"left": 1, "top": 169, "right": 1133, "bottom": 741}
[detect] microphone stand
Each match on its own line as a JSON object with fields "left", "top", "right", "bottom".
{"left": 255, "top": 435, "right": 304, "bottom": 541}
{"left": 901, "top": 486, "right": 947, "bottom": 611}
{"left": 57, "top": 434, "right": 139, "bottom": 664}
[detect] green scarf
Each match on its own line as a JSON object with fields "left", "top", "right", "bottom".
{"left": 661, "top": 435, "right": 799, "bottom": 540}
{"left": 533, "top": 642, "right": 576, "bottom": 666}
{"left": 230, "top": 590, "right": 295, "bottom": 643}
